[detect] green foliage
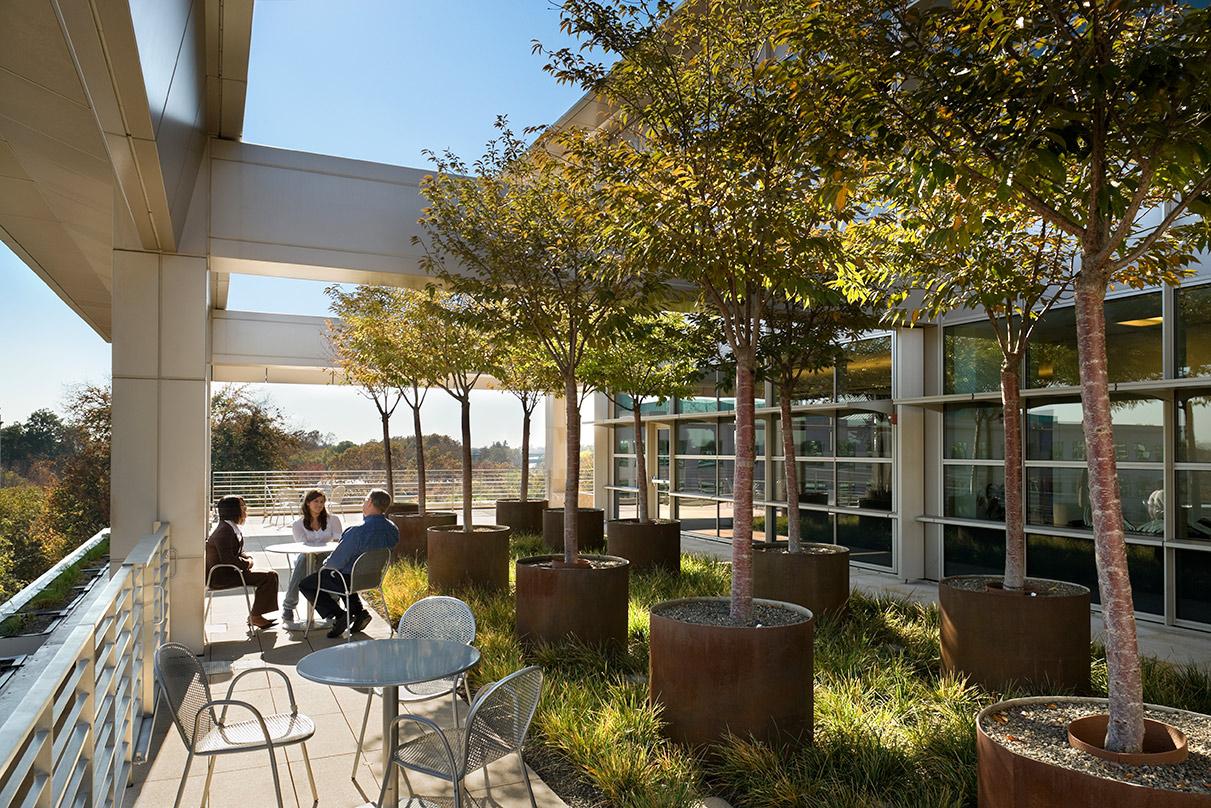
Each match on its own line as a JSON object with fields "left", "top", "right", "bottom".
{"left": 0, "top": 485, "right": 67, "bottom": 600}
{"left": 0, "top": 409, "right": 68, "bottom": 480}
{"left": 583, "top": 312, "right": 715, "bottom": 409}
{"left": 373, "top": 542, "right": 1210, "bottom": 807}
{"left": 210, "top": 386, "right": 304, "bottom": 473}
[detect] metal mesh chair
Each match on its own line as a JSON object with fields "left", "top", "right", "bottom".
{"left": 154, "top": 642, "right": 318, "bottom": 808}
{"left": 317, "top": 547, "right": 391, "bottom": 640}
{"left": 376, "top": 665, "right": 543, "bottom": 808}
{"left": 351, "top": 597, "right": 476, "bottom": 777}
{"left": 205, "top": 563, "right": 254, "bottom": 641}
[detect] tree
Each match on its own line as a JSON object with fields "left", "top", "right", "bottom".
{"left": 493, "top": 335, "right": 561, "bottom": 502}
{"left": 798, "top": 0, "right": 1211, "bottom": 750}
{"left": 210, "top": 386, "right": 303, "bottom": 473}
{"left": 416, "top": 121, "right": 652, "bottom": 563}
{"left": 423, "top": 291, "right": 501, "bottom": 530}
{"left": 0, "top": 409, "right": 68, "bottom": 479}
{"left": 326, "top": 285, "right": 407, "bottom": 498}
{"left": 386, "top": 287, "right": 445, "bottom": 513}
{"left": 542, "top": 0, "right": 853, "bottom": 617}
{"left": 48, "top": 383, "right": 111, "bottom": 541}
{"left": 758, "top": 290, "right": 872, "bottom": 551}
{"left": 584, "top": 312, "right": 714, "bottom": 523}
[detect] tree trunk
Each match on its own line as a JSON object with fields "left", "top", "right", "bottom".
{"left": 780, "top": 385, "right": 801, "bottom": 553}
{"left": 1074, "top": 276, "right": 1143, "bottom": 753}
{"left": 412, "top": 404, "right": 426, "bottom": 515}
{"left": 520, "top": 404, "right": 531, "bottom": 503}
{"left": 1001, "top": 363, "right": 1025, "bottom": 591}
{"left": 731, "top": 353, "right": 755, "bottom": 623}
{"left": 563, "top": 373, "right": 580, "bottom": 564}
{"left": 381, "top": 411, "right": 395, "bottom": 500}
{"left": 633, "top": 403, "right": 650, "bottom": 523}
{"left": 460, "top": 396, "right": 473, "bottom": 530}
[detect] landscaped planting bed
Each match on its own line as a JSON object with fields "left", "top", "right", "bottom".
{"left": 370, "top": 535, "right": 1211, "bottom": 808}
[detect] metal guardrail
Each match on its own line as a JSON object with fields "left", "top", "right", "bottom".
{"left": 0, "top": 524, "right": 171, "bottom": 808}
{"left": 212, "top": 468, "right": 594, "bottom": 514}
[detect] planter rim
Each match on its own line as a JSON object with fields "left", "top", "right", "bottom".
{"left": 1068, "top": 713, "right": 1188, "bottom": 766}
{"left": 543, "top": 506, "right": 604, "bottom": 514}
{"left": 977, "top": 695, "right": 1204, "bottom": 739}
{"left": 428, "top": 524, "right": 510, "bottom": 535}
{"left": 607, "top": 518, "right": 681, "bottom": 527}
{"left": 495, "top": 498, "right": 548, "bottom": 504}
{"left": 942, "top": 574, "right": 1091, "bottom": 597}
{"left": 650, "top": 595, "right": 813, "bottom": 627}
{"left": 516, "top": 553, "right": 629, "bottom": 570}
{"left": 395, "top": 510, "right": 457, "bottom": 520}
{"left": 753, "top": 543, "right": 849, "bottom": 556}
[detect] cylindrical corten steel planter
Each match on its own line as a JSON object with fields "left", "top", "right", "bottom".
{"left": 977, "top": 697, "right": 1211, "bottom": 807}
{"left": 940, "top": 575, "right": 1091, "bottom": 693}
{"left": 649, "top": 597, "right": 814, "bottom": 747}
{"left": 607, "top": 519, "right": 681, "bottom": 575}
{"left": 386, "top": 502, "right": 419, "bottom": 516}
{"left": 495, "top": 499, "right": 548, "bottom": 536}
{"left": 427, "top": 524, "right": 511, "bottom": 593}
{"left": 515, "top": 554, "right": 629, "bottom": 648}
{"left": 388, "top": 511, "right": 456, "bottom": 562}
{"left": 542, "top": 507, "right": 605, "bottom": 553}
{"left": 752, "top": 543, "right": 850, "bottom": 619}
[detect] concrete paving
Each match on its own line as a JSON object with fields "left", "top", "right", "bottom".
{"left": 129, "top": 517, "right": 567, "bottom": 808}
{"left": 681, "top": 534, "right": 1211, "bottom": 669}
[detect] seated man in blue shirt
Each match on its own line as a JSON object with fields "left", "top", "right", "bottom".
{"left": 299, "top": 488, "right": 399, "bottom": 638}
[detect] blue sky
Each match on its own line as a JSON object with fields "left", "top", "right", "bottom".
{"left": 3, "top": 0, "right": 593, "bottom": 445}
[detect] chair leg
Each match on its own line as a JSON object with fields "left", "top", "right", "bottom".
{"left": 375, "top": 760, "right": 391, "bottom": 808}
{"left": 300, "top": 742, "right": 319, "bottom": 808}
{"left": 173, "top": 748, "right": 195, "bottom": 808}
{"left": 352, "top": 691, "right": 373, "bottom": 779}
{"left": 518, "top": 750, "right": 538, "bottom": 808}
{"left": 201, "top": 757, "right": 216, "bottom": 808}
{"left": 265, "top": 744, "right": 285, "bottom": 808}
{"left": 451, "top": 686, "right": 460, "bottom": 728}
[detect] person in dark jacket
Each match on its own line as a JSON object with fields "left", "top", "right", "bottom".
{"left": 300, "top": 488, "right": 398, "bottom": 638}
{"left": 205, "top": 495, "right": 279, "bottom": 629}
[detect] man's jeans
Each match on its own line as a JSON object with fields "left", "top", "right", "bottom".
{"left": 282, "top": 554, "right": 310, "bottom": 612}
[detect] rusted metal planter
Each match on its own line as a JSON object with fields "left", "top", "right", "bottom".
{"left": 940, "top": 575, "right": 1091, "bottom": 693}
{"left": 386, "top": 502, "right": 419, "bottom": 516}
{"left": 515, "top": 555, "right": 629, "bottom": 649}
{"left": 389, "top": 511, "right": 456, "bottom": 562}
{"left": 495, "top": 499, "right": 548, "bottom": 536}
{"left": 977, "top": 697, "right": 1210, "bottom": 807}
{"left": 752, "top": 544, "right": 850, "bottom": 619}
{"left": 607, "top": 519, "right": 681, "bottom": 575}
{"left": 427, "top": 524, "right": 511, "bottom": 594}
{"left": 649, "top": 597, "right": 814, "bottom": 747}
{"left": 542, "top": 507, "right": 605, "bottom": 553}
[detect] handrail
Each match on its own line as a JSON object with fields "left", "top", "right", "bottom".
{"left": 0, "top": 523, "right": 171, "bottom": 807}
{"left": 0, "top": 528, "right": 109, "bottom": 627}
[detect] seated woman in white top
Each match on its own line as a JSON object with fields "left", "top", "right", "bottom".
{"left": 282, "top": 489, "right": 343, "bottom": 624}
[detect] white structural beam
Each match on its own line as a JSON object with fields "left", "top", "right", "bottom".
{"left": 208, "top": 140, "right": 438, "bottom": 285}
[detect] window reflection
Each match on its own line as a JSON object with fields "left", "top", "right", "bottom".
{"left": 1027, "top": 294, "right": 1162, "bottom": 387}
{"left": 1176, "top": 394, "right": 1211, "bottom": 463}
{"left": 838, "top": 336, "right": 892, "bottom": 400}
{"left": 1177, "top": 471, "right": 1211, "bottom": 541}
{"left": 613, "top": 457, "right": 636, "bottom": 488}
{"left": 944, "top": 465, "right": 1005, "bottom": 520}
{"left": 1026, "top": 398, "right": 1163, "bottom": 463}
{"left": 772, "top": 460, "right": 833, "bottom": 505}
{"left": 613, "top": 426, "right": 636, "bottom": 455}
{"left": 678, "top": 373, "right": 720, "bottom": 413}
{"left": 836, "top": 463, "right": 893, "bottom": 509}
{"left": 944, "top": 320, "right": 1003, "bottom": 395}
{"left": 838, "top": 412, "right": 891, "bottom": 458}
{"left": 1026, "top": 467, "right": 1164, "bottom": 536}
{"left": 774, "top": 415, "right": 831, "bottom": 457}
{"left": 1027, "top": 534, "right": 1163, "bottom": 615}
{"left": 837, "top": 514, "right": 892, "bottom": 567}
{"left": 720, "top": 419, "right": 766, "bottom": 456}
{"left": 943, "top": 525, "right": 1006, "bottom": 577}
{"left": 611, "top": 490, "right": 637, "bottom": 520}
{"left": 676, "top": 422, "right": 717, "bottom": 455}
{"left": 771, "top": 366, "right": 834, "bottom": 405}
{"left": 674, "top": 497, "right": 716, "bottom": 532}
{"left": 614, "top": 394, "right": 671, "bottom": 417}
{"left": 1177, "top": 284, "right": 1211, "bottom": 379}
{"left": 674, "top": 459, "right": 716, "bottom": 495}
{"left": 718, "top": 459, "right": 766, "bottom": 499}
{"left": 768, "top": 508, "right": 833, "bottom": 544}
{"left": 1176, "top": 550, "right": 1211, "bottom": 623}
{"left": 944, "top": 403, "right": 1005, "bottom": 460}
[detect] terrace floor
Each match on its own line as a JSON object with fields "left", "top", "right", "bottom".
{"left": 127, "top": 509, "right": 567, "bottom": 808}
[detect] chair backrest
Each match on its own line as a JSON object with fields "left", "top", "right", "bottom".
{"left": 155, "top": 642, "right": 215, "bottom": 748}
{"left": 349, "top": 547, "right": 392, "bottom": 592}
{"left": 462, "top": 666, "right": 543, "bottom": 775}
{"left": 396, "top": 596, "right": 476, "bottom": 645}
{"left": 330, "top": 484, "right": 347, "bottom": 512}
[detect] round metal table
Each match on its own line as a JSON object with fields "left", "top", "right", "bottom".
{"left": 265, "top": 541, "right": 337, "bottom": 631}
{"left": 297, "top": 638, "right": 481, "bottom": 807}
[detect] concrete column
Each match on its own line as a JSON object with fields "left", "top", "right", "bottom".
{"left": 111, "top": 250, "right": 210, "bottom": 653}
{"left": 592, "top": 392, "right": 610, "bottom": 511}
{"left": 545, "top": 393, "right": 568, "bottom": 508}
{"left": 894, "top": 327, "right": 926, "bottom": 582}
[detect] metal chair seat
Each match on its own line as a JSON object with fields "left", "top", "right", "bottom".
{"left": 196, "top": 712, "right": 315, "bottom": 754}
{"left": 391, "top": 723, "right": 514, "bottom": 780}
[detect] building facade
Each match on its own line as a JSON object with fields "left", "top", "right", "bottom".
{"left": 597, "top": 276, "right": 1211, "bottom": 632}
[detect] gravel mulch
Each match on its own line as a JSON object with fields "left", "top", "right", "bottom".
{"left": 522, "top": 557, "right": 628, "bottom": 570}
{"left": 979, "top": 699, "right": 1211, "bottom": 794}
{"left": 946, "top": 575, "right": 1087, "bottom": 597}
{"left": 652, "top": 598, "right": 809, "bottom": 628}
{"left": 525, "top": 742, "right": 608, "bottom": 808}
